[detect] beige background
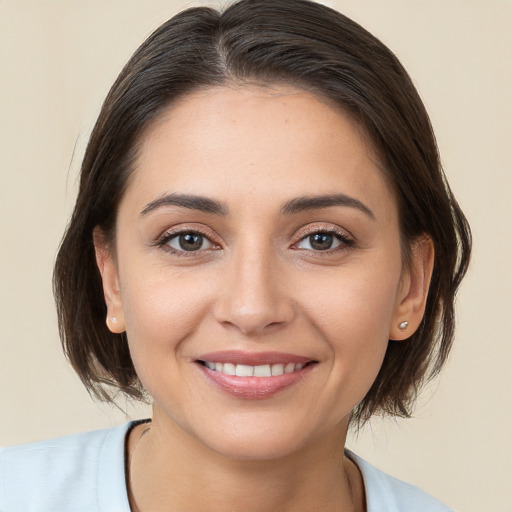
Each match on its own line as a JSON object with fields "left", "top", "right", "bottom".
{"left": 1, "top": 1, "right": 511, "bottom": 511}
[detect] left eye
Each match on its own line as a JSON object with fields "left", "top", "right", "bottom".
{"left": 296, "top": 232, "right": 344, "bottom": 251}
{"left": 166, "top": 232, "right": 214, "bottom": 252}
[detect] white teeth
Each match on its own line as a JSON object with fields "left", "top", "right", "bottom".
{"left": 235, "top": 364, "right": 254, "bottom": 377}
{"left": 254, "top": 364, "right": 271, "bottom": 377}
{"left": 284, "top": 363, "right": 295, "bottom": 374}
{"left": 271, "top": 364, "right": 284, "bottom": 376}
{"left": 223, "top": 363, "right": 236, "bottom": 375}
{"left": 203, "top": 361, "right": 308, "bottom": 376}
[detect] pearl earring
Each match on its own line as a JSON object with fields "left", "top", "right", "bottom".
{"left": 106, "top": 316, "right": 117, "bottom": 328}
{"left": 398, "top": 321, "right": 408, "bottom": 330}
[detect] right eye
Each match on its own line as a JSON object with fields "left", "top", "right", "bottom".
{"left": 160, "top": 231, "right": 216, "bottom": 254}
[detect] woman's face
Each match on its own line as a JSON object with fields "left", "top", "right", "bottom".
{"left": 100, "top": 84, "right": 413, "bottom": 459}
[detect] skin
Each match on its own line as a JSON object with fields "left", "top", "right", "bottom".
{"left": 95, "top": 84, "right": 434, "bottom": 512}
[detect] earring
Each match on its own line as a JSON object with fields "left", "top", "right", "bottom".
{"left": 106, "top": 316, "right": 117, "bottom": 328}
{"left": 398, "top": 321, "right": 408, "bottom": 330}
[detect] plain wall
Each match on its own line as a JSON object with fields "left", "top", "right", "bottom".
{"left": 1, "top": 1, "right": 511, "bottom": 511}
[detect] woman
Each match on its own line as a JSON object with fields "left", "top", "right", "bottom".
{"left": 0, "top": 0, "right": 471, "bottom": 510}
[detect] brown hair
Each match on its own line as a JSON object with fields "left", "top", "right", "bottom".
{"left": 53, "top": 0, "right": 471, "bottom": 425}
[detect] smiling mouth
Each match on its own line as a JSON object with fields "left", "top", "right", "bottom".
{"left": 195, "top": 351, "right": 318, "bottom": 398}
{"left": 198, "top": 361, "right": 312, "bottom": 377}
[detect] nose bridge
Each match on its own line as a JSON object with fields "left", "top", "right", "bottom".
{"left": 214, "top": 235, "right": 293, "bottom": 335}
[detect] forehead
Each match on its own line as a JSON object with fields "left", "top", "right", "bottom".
{"left": 122, "top": 84, "right": 396, "bottom": 219}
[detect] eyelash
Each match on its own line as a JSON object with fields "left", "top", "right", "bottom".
{"left": 154, "top": 226, "right": 355, "bottom": 257}
{"left": 155, "top": 228, "right": 220, "bottom": 258}
{"left": 292, "top": 226, "right": 355, "bottom": 254}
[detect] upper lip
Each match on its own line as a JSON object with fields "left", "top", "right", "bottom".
{"left": 196, "top": 350, "right": 315, "bottom": 366}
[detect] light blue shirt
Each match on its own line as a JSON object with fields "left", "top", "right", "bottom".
{"left": 0, "top": 421, "right": 452, "bottom": 511}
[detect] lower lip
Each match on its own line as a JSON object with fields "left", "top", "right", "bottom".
{"left": 196, "top": 363, "right": 316, "bottom": 399}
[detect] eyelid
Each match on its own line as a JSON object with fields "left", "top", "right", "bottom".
{"left": 294, "top": 223, "right": 354, "bottom": 240}
{"left": 167, "top": 233, "right": 214, "bottom": 252}
{"left": 154, "top": 225, "right": 222, "bottom": 255}
{"left": 291, "top": 223, "right": 355, "bottom": 251}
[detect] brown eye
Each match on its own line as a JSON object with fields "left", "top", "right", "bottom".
{"left": 167, "top": 232, "right": 213, "bottom": 252}
{"left": 310, "top": 233, "right": 334, "bottom": 250}
{"left": 296, "top": 232, "right": 345, "bottom": 251}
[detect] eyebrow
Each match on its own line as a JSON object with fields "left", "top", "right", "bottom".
{"left": 139, "top": 192, "right": 375, "bottom": 220}
{"left": 280, "top": 194, "right": 375, "bottom": 219}
{"left": 140, "top": 193, "right": 228, "bottom": 217}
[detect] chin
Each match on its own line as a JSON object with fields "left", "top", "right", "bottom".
{"left": 189, "top": 411, "right": 341, "bottom": 463}
{"left": 206, "top": 431, "right": 308, "bottom": 462}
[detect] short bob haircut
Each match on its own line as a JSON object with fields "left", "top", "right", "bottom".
{"left": 54, "top": 0, "right": 471, "bottom": 426}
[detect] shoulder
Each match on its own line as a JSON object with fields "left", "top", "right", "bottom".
{"left": 347, "top": 450, "right": 453, "bottom": 512}
{"left": 0, "top": 421, "right": 138, "bottom": 512}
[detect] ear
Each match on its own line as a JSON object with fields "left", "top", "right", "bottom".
{"left": 93, "top": 227, "right": 126, "bottom": 334}
{"left": 389, "top": 235, "right": 434, "bottom": 341}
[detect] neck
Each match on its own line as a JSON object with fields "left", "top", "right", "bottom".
{"left": 127, "top": 410, "right": 365, "bottom": 512}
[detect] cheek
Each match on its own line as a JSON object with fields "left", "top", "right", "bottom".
{"left": 302, "top": 260, "right": 399, "bottom": 341}
{"left": 298, "top": 260, "right": 401, "bottom": 399}
{"left": 119, "top": 268, "right": 212, "bottom": 374}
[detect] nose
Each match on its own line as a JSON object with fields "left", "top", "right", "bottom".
{"left": 213, "top": 247, "right": 295, "bottom": 337}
